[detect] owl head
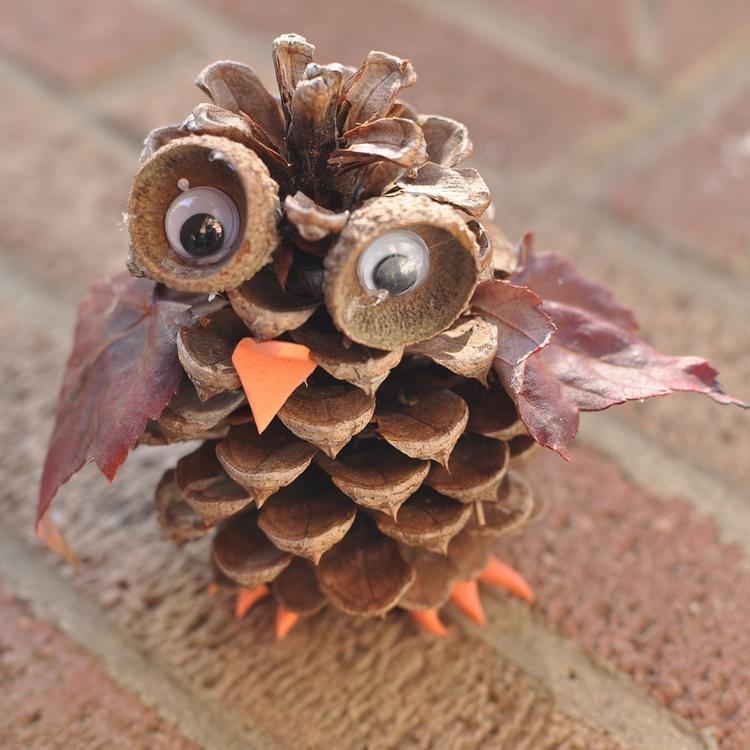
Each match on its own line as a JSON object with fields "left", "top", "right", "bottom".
{"left": 127, "top": 33, "right": 504, "bottom": 355}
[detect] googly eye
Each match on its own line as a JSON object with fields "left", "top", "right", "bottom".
{"left": 357, "top": 230, "right": 430, "bottom": 297}
{"left": 165, "top": 186, "right": 240, "bottom": 264}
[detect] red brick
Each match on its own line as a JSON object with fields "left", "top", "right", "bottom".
{"left": 656, "top": 0, "right": 750, "bottom": 80}
{"left": 608, "top": 93, "right": 750, "bottom": 276}
{"left": 0, "top": 585, "right": 195, "bottom": 749}
{"left": 0, "top": 0, "right": 186, "bottom": 87}
{"left": 0, "top": 68, "right": 131, "bottom": 300}
{"left": 499, "top": 445, "right": 750, "bottom": 750}
{"left": 89, "top": 44, "right": 275, "bottom": 143}
{"left": 491, "top": 0, "right": 636, "bottom": 70}
{"left": 490, "top": 0, "right": 750, "bottom": 82}
{"left": 197, "top": 0, "right": 624, "bottom": 169}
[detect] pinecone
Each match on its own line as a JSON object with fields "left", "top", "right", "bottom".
{"left": 129, "top": 34, "right": 540, "bottom": 636}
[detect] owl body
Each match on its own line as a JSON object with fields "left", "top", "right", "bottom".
{"left": 130, "top": 34, "right": 539, "bottom": 630}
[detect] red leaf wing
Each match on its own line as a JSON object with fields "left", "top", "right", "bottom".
{"left": 503, "top": 251, "right": 748, "bottom": 455}
{"left": 471, "top": 280, "right": 556, "bottom": 368}
{"left": 37, "top": 273, "right": 192, "bottom": 524}
{"left": 512, "top": 250, "right": 638, "bottom": 332}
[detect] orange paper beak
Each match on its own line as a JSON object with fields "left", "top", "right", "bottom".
{"left": 232, "top": 338, "right": 318, "bottom": 433}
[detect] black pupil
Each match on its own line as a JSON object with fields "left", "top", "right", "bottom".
{"left": 373, "top": 254, "right": 419, "bottom": 295}
{"left": 180, "top": 213, "right": 225, "bottom": 257}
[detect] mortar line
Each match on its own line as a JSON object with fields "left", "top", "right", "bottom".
{"left": 406, "top": 0, "right": 659, "bottom": 109}
{"left": 450, "top": 597, "right": 715, "bottom": 750}
{"left": 0, "top": 528, "right": 277, "bottom": 750}
{"left": 627, "top": 0, "right": 661, "bottom": 75}
{"left": 0, "top": 522, "right": 711, "bottom": 750}
{"left": 414, "top": 0, "right": 750, "bottom": 201}
{"left": 579, "top": 412, "right": 750, "bottom": 556}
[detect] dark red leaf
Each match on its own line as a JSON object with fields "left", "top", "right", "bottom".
{"left": 37, "top": 273, "right": 192, "bottom": 524}
{"left": 501, "top": 250, "right": 748, "bottom": 457}
{"left": 512, "top": 246, "right": 637, "bottom": 333}
{"left": 471, "top": 280, "right": 556, "bottom": 369}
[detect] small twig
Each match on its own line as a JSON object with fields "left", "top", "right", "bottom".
{"left": 474, "top": 500, "right": 486, "bottom": 527}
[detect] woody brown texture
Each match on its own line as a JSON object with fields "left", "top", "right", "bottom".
{"left": 128, "top": 33, "right": 538, "bottom": 624}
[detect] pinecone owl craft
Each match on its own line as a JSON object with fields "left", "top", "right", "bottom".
{"left": 39, "top": 34, "right": 746, "bottom": 640}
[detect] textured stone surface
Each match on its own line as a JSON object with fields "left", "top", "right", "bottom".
{"left": 500, "top": 446, "right": 750, "bottom": 750}
{"left": 492, "top": 0, "right": 636, "bottom": 70}
{"left": 0, "top": 585, "right": 195, "bottom": 750}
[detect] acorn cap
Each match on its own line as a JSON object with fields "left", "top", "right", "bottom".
{"left": 128, "top": 135, "right": 280, "bottom": 293}
{"left": 324, "top": 194, "right": 481, "bottom": 350}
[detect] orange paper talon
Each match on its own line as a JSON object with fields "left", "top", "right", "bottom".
{"left": 207, "top": 582, "right": 219, "bottom": 596}
{"left": 234, "top": 585, "right": 270, "bottom": 619}
{"left": 450, "top": 580, "right": 486, "bottom": 625}
{"left": 480, "top": 557, "right": 535, "bottom": 602}
{"left": 232, "top": 338, "right": 317, "bottom": 433}
{"left": 36, "top": 513, "right": 79, "bottom": 570}
{"left": 409, "top": 609, "right": 448, "bottom": 636}
{"left": 275, "top": 606, "right": 300, "bottom": 640}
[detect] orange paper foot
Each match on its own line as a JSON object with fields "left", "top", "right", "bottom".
{"left": 275, "top": 606, "right": 300, "bottom": 640}
{"left": 479, "top": 557, "right": 535, "bottom": 602}
{"left": 409, "top": 609, "right": 448, "bottom": 636}
{"left": 207, "top": 582, "right": 220, "bottom": 596}
{"left": 235, "top": 585, "right": 270, "bottom": 619}
{"left": 450, "top": 580, "right": 486, "bottom": 625}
